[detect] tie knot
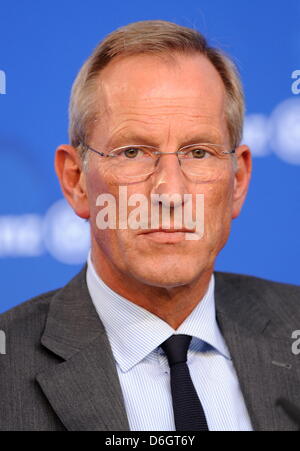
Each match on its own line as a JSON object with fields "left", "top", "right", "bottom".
{"left": 161, "top": 335, "right": 192, "bottom": 367}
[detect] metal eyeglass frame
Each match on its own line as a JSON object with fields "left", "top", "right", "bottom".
{"left": 82, "top": 142, "right": 236, "bottom": 161}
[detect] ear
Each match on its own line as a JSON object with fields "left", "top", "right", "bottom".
{"left": 54, "top": 144, "right": 90, "bottom": 219}
{"left": 232, "top": 145, "right": 252, "bottom": 219}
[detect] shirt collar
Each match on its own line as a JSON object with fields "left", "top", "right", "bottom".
{"left": 86, "top": 252, "right": 230, "bottom": 372}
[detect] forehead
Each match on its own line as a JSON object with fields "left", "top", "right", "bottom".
{"left": 92, "top": 52, "right": 228, "bottom": 145}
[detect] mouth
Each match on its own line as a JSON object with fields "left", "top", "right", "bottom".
{"left": 138, "top": 228, "right": 196, "bottom": 243}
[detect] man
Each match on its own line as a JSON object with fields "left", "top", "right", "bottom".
{"left": 1, "top": 20, "right": 300, "bottom": 432}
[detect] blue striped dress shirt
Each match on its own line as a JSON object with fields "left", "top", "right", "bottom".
{"left": 86, "top": 254, "right": 253, "bottom": 431}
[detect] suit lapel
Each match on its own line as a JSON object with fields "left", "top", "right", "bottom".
{"left": 215, "top": 272, "right": 300, "bottom": 431}
{"left": 36, "top": 267, "right": 130, "bottom": 431}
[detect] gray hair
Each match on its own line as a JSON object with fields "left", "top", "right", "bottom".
{"left": 69, "top": 20, "right": 245, "bottom": 160}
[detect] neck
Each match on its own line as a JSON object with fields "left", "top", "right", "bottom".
{"left": 90, "top": 246, "right": 213, "bottom": 330}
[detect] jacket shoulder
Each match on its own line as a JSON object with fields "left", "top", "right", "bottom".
{"left": 215, "top": 271, "right": 300, "bottom": 293}
{"left": 0, "top": 288, "right": 60, "bottom": 321}
{"left": 0, "top": 288, "right": 59, "bottom": 330}
{"left": 214, "top": 271, "right": 300, "bottom": 323}
{"left": 0, "top": 287, "right": 67, "bottom": 431}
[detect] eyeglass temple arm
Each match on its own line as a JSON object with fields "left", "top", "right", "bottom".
{"left": 83, "top": 144, "right": 107, "bottom": 157}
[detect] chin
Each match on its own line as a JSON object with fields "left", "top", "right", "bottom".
{"left": 135, "top": 273, "right": 195, "bottom": 289}
{"left": 126, "top": 257, "right": 206, "bottom": 289}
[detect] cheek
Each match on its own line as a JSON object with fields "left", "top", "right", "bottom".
{"left": 202, "top": 174, "right": 235, "bottom": 236}
{"left": 85, "top": 167, "right": 117, "bottom": 219}
{"left": 86, "top": 170, "right": 147, "bottom": 265}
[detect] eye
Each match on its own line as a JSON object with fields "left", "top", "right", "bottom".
{"left": 123, "top": 147, "right": 141, "bottom": 159}
{"left": 114, "top": 146, "right": 153, "bottom": 159}
{"left": 109, "top": 145, "right": 155, "bottom": 160}
{"left": 188, "top": 148, "right": 209, "bottom": 159}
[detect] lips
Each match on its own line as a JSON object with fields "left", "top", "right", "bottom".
{"left": 138, "top": 228, "right": 195, "bottom": 243}
{"left": 139, "top": 228, "right": 195, "bottom": 234}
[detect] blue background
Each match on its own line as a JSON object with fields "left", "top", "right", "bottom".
{"left": 0, "top": 0, "right": 299, "bottom": 313}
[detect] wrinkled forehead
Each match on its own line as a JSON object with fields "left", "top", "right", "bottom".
{"left": 91, "top": 52, "right": 228, "bottom": 145}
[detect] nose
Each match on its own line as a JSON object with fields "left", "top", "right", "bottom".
{"left": 150, "top": 153, "right": 188, "bottom": 207}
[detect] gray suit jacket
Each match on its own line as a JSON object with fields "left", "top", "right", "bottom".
{"left": 0, "top": 267, "right": 300, "bottom": 431}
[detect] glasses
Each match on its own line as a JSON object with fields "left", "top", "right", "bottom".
{"left": 82, "top": 142, "right": 236, "bottom": 183}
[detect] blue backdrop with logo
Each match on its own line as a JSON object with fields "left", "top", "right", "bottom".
{"left": 0, "top": 0, "right": 299, "bottom": 313}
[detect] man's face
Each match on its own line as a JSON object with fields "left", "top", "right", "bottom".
{"left": 81, "top": 52, "right": 250, "bottom": 288}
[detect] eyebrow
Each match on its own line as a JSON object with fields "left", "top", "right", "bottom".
{"left": 106, "top": 132, "right": 221, "bottom": 149}
{"left": 107, "top": 134, "right": 157, "bottom": 148}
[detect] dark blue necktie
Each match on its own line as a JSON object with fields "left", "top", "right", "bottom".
{"left": 161, "top": 334, "right": 209, "bottom": 431}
